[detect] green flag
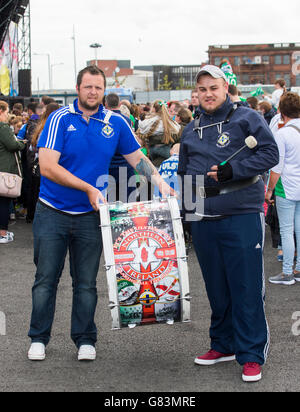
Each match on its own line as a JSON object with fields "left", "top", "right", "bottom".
{"left": 251, "top": 87, "right": 264, "bottom": 97}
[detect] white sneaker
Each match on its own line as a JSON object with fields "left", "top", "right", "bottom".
{"left": 78, "top": 345, "right": 96, "bottom": 361}
{"left": 0, "top": 234, "right": 13, "bottom": 244}
{"left": 28, "top": 343, "right": 46, "bottom": 361}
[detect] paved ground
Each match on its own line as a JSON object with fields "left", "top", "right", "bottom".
{"left": 0, "top": 219, "right": 299, "bottom": 393}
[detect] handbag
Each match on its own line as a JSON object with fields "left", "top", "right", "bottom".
{"left": 0, "top": 153, "right": 23, "bottom": 198}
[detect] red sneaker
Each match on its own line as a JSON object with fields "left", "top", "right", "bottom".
{"left": 194, "top": 349, "right": 236, "bottom": 366}
{"left": 242, "top": 362, "right": 262, "bottom": 382}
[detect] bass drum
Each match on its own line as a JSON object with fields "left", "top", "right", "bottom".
{"left": 100, "top": 198, "right": 191, "bottom": 330}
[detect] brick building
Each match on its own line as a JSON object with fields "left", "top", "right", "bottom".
{"left": 208, "top": 43, "right": 300, "bottom": 87}
{"left": 88, "top": 59, "right": 134, "bottom": 78}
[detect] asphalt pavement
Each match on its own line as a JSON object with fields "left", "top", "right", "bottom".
{"left": 0, "top": 219, "right": 299, "bottom": 393}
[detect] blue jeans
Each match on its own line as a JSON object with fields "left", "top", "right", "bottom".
{"left": 28, "top": 202, "right": 103, "bottom": 348}
{"left": 276, "top": 196, "right": 300, "bottom": 275}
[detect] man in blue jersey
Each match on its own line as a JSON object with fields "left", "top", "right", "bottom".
{"left": 178, "top": 65, "right": 279, "bottom": 382}
{"left": 28, "top": 65, "right": 174, "bottom": 362}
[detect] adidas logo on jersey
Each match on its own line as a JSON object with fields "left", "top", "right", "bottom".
{"left": 67, "top": 124, "right": 77, "bottom": 132}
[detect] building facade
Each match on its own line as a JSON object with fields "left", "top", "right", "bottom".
{"left": 88, "top": 59, "right": 134, "bottom": 79}
{"left": 135, "top": 65, "right": 205, "bottom": 91}
{"left": 208, "top": 43, "right": 300, "bottom": 87}
{"left": 87, "top": 60, "right": 153, "bottom": 91}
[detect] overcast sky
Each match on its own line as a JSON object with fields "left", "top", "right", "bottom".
{"left": 30, "top": 0, "right": 300, "bottom": 91}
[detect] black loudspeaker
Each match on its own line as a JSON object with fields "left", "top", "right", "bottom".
{"left": 18, "top": 69, "right": 32, "bottom": 97}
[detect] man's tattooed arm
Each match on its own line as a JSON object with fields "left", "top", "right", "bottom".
{"left": 135, "top": 157, "right": 157, "bottom": 182}
{"left": 123, "top": 150, "right": 176, "bottom": 198}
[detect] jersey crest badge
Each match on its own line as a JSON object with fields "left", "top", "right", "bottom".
{"left": 102, "top": 125, "right": 115, "bottom": 138}
{"left": 217, "top": 133, "right": 231, "bottom": 148}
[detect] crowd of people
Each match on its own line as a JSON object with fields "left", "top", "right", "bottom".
{"left": 0, "top": 62, "right": 299, "bottom": 382}
{"left": 1, "top": 73, "right": 299, "bottom": 278}
{"left": 0, "top": 97, "right": 59, "bottom": 237}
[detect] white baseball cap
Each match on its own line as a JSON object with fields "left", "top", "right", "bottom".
{"left": 196, "top": 65, "right": 227, "bottom": 83}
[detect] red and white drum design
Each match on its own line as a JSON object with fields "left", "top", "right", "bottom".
{"left": 100, "top": 199, "right": 190, "bottom": 329}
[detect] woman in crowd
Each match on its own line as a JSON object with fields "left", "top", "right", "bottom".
{"left": 0, "top": 101, "right": 26, "bottom": 244}
{"left": 175, "top": 107, "right": 193, "bottom": 139}
{"left": 272, "top": 79, "right": 286, "bottom": 111}
{"left": 10, "top": 116, "right": 23, "bottom": 136}
{"left": 130, "top": 103, "right": 140, "bottom": 132}
{"left": 138, "top": 100, "right": 180, "bottom": 167}
{"left": 266, "top": 92, "right": 300, "bottom": 285}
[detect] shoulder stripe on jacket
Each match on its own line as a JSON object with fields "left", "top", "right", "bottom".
{"left": 45, "top": 107, "right": 69, "bottom": 150}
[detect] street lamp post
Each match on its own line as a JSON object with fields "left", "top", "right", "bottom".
{"left": 89, "top": 43, "right": 102, "bottom": 67}
{"left": 33, "top": 52, "right": 51, "bottom": 90}
{"left": 71, "top": 25, "right": 77, "bottom": 84}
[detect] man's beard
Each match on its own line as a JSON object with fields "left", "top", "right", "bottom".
{"left": 78, "top": 98, "right": 101, "bottom": 112}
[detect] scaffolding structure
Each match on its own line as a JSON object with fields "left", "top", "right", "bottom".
{"left": 17, "top": 1, "right": 31, "bottom": 70}
{"left": 0, "top": 0, "right": 31, "bottom": 98}
{"left": 0, "top": 0, "right": 31, "bottom": 69}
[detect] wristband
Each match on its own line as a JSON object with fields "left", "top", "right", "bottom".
{"left": 217, "top": 162, "right": 233, "bottom": 183}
